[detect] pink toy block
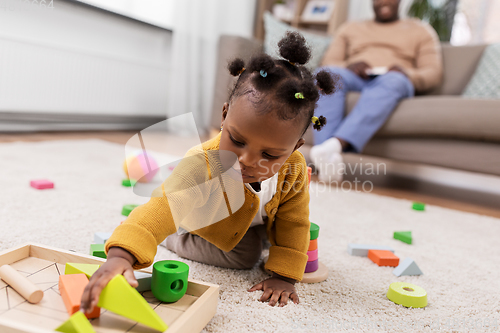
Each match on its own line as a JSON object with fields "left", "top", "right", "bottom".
{"left": 307, "top": 249, "right": 318, "bottom": 262}
{"left": 30, "top": 179, "right": 54, "bottom": 190}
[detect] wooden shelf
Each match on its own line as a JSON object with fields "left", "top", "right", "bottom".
{"left": 255, "top": 0, "right": 349, "bottom": 40}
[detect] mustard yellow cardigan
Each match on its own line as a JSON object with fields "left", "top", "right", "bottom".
{"left": 106, "top": 133, "right": 311, "bottom": 281}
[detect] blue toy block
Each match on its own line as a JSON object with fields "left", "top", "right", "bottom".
{"left": 348, "top": 243, "right": 395, "bottom": 256}
{"left": 393, "top": 257, "right": 423, "bottom": 277}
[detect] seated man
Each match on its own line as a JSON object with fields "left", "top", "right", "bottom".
{"left": 311, "top": 0, "right": 443, "bottom": 182}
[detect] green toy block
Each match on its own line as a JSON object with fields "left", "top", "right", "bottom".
{"left": 310, "top": 222, "right": 320, "bottom": 240}
{"left": 152, "top": 260, "right": 189, "bottom": 303}
{"left": 394, "top": 231, "right": 412, "bottom": 244}
{"left": 89, "top": 244, "right": 106, "bottom": 259}
{"left": 412, "top": 202, "right": 426, "bottom": 211}
{"left": 55, "top": 311, "right": 96, "bottom": 333}
{"left": 65, "top": 263, "right": 101, "bottom": 279}
{"left": 121, "top": 204, "right": 139, "bottom": 217}
{"left": 122, "top": 179, "right": 137, "bottom": 187}
{"left": 98, "top": 274, "right": 168, "bottom": 332}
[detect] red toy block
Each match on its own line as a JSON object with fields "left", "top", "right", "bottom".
{"left": 308, "top": 239, "right": 317, "bottom": 251}
{"left": 30, "top": 179, "right": 54, "bottom": 190}
{"left": 59, "top": 274, "right": 100, "bottom": 319}
{"left": 368, "top": 250, "right": 400, "bottom": 267}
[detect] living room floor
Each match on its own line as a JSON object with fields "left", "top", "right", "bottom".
{"left": 2, "top": 130, "right": 499, "bottom": 219}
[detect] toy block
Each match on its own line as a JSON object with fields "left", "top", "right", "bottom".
{"left": 0, "top": 264, "right": 43, "bottom": 303}
{"left": 59, "top": 274, "right": 100, "bottom": 319}
{"left": 30, "top": 179, "right": 54, "bottom": 190}
{"left": 65, "top": 263, "right": 101, "bottom": 279}
{"left": 122, "top": 179, "right": 137, "bottom": 187}
{"left": 348, "top": 243, "right": 395, "bottom": 256}
{"left": 93, "top": 232, "right": 113, "bottom": 244}
{"left": 310, "top": 222, "right": 319, "bottom": 240}
{"left": 308, "top": 238, "right": 317, "bottom": 251}
{"left": 387, "top": 282, "right": 427, "bottom": 308}
{"left": 307, "top": 249, "right": 318, "bottom": 262}
{"left": 97, "top": 274, "right": 168, "bottom": 332}
{"left": 305, "top": 259, "right": 318, "bottom": 273}
{"left": 55, "top": 311, "right": 96, "bottom": 333}
{"left": 394, "top": 231, "right": 412, "bottom": 244}
{"left": 89, "top": 244, "right": 106, "bottom": 259}
{"left": 152, "top": 260, "right": 189, "bottom": 303}
{"left": 134, "top": 271, "right": 152, "bottom": 292}
{"left": 368, "top": 250, "right": 400, "bottom": 267}
{"left": 412, "top": 202, "right": 425, "bottom": 211}
{"left": 393, "top": 258, "right": 423, "bottom": 277}
{"left": 121, "top": 204, "right": 139, "bottom": 216}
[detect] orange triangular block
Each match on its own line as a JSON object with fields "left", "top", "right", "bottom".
{"left": 65, "top": 263, "right": 100, "bottom": 279}
{"left": 97, "top": 275, "right": 167, "bottom": 332}
{"left": 55, "top": 311, "right": 96, "bottom": 333}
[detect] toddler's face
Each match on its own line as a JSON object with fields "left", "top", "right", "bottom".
{"left": 219, "top": 95, "right": 304, "bottom": 183}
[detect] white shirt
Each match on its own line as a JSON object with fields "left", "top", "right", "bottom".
{"left": 245, "top": 172, "right": 279, "bottom": 227}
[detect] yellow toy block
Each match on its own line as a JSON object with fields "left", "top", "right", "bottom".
{"left": 55, "top": 311, "right": 96, "bottom": 333}
{"left": 97, "top": 274, "right": 168, "bottom": 332}
{"left": 65, "top": 263, "right": 101, "bottom": 279}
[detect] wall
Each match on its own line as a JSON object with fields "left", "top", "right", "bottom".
{"left": 0, "top": 0, "right": 172, "bottom": 130}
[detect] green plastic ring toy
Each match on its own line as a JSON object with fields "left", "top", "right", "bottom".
{"left": 310, "top": 222, "right": 320, "bottom": 240}
{"left": 387, "top": 282, "right": 427, "bottom": 308}
{"left": 152, "top": 260, "right": 189, "bottom": 303}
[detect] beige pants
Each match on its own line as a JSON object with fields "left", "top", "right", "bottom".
{"left": 162, "top": 225, "right": 268, "bottom": 270}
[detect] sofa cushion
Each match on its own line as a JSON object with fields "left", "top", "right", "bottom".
{"left": 263, "top": 11, "right": 331, "bottom": 70}
{"left": 347, "top": 94, "right": 500, "bottom": 142}
{"left": 427, "top": 44, "right": 487, "bottom": 96}
{"left": 462, "top": 44, "right": 500, "bottom": 99}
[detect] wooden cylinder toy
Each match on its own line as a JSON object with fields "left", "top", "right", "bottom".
{"left": 0, "top": 264, "right": 44, "bottom": 304}
{"left": 152, "top": 260, "right": 189, "bottom": 303}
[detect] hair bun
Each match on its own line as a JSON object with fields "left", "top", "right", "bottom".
{"left": 315, "top": 70, "right": 338, "bottom": 95}
{"left": 228, "top": 58, "right": 245, "bottom": 76}
{"left": 312, "top": 115, "right": 327, "bottom": 131}
{"left": 278, "top": 31, "right": 311, "bottom": 65}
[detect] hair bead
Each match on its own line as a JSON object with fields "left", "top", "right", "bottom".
{"left": 259, "top": 69, "right": 268, "bottom": 78}
{"left": 295, "top": 92, "right": 305, "bottom": 99}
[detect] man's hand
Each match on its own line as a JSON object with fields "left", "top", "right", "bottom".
{"left": 388, "top": 65, "right": 408, "bottom": 77}
{"left": 347, "top": 61, "right": 371, "bottom": 79}
{"left": 80, "top": 247, "right": 138, "bottom": 314}
{"left": 248, "top": 274, "right": 298, "bottom": 307}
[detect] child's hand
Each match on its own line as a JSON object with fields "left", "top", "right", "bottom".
{"left": 248, "top": 273, "right": 299, "bottom": 307}
{"left": 80, "top": 247, "right": 138, "bottom": 314}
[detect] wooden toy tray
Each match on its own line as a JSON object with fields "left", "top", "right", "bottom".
{"left": 0, "top": 243, "right": 219, "bottom": 333}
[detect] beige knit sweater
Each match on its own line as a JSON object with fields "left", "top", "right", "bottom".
{"left": 321, "top": 19, "right": 443, "bottom": 92}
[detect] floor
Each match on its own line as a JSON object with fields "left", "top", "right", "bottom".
{"left": 1, "top": 130, "right": 499, "bottom": 219}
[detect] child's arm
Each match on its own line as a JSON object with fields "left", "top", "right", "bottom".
{"left": 80, "top": 247, "right": 138, "bottom": 314}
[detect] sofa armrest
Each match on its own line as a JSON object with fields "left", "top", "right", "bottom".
{"left": 210, "top": 35, "right": 263, "bottom": 130}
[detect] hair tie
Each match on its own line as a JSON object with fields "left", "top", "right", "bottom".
{"left": 295, "top": 92, "right": 305, "bottom": 100}
{"left": 311, "top": 116, "right": 319, "bottom": 125}
{"left": 259, "top": 69, "right": 267, "bottom": 78}
{"left": 238, "top": 68, "right": 246, "bottom": 75}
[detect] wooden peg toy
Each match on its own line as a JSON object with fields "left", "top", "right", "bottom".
{"left": 0, "top": 264, "right": 44, "bottom": 304}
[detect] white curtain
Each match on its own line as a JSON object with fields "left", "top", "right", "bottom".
{"left": 167, "top": 0, "right": 256, "bottom": 136}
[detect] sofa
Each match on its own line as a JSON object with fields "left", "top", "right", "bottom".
{"left": 210, "top": 35, "right": 500, "bottom": 177}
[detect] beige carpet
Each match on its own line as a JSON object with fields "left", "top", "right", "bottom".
{"left": 0, "top": 139, "right": 499, "bottom": 332}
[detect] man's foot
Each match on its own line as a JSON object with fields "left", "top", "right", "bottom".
{"left": 310, "top": 138, "right": 345, "bottom": 182}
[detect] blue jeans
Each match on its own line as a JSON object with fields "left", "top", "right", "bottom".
{"left": 313, "top": 67, "right": 415, "bottom": 152}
